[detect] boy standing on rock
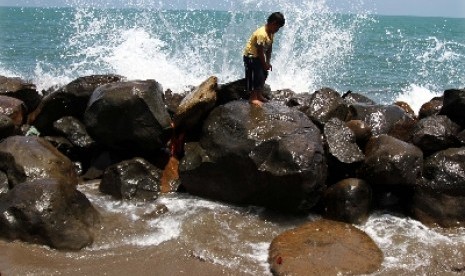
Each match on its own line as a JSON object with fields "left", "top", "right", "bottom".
{"left": 243, "top": 12, "right": 285, "bottom": 106}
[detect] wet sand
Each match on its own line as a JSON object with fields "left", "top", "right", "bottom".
{"left": 0, "top": 239, "right": 251, "bottom": 276}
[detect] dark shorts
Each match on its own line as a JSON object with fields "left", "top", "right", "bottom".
{"left": 243, "top": 56, "right": 268, "bottom": 91}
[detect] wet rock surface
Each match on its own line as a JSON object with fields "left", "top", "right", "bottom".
{"left": 84, "top": 80, "right": 172, "bottom": 154}
{"left": 0, "top": 178, "right": 100, "bottom": 250}
{"left": 99, "top": 157, "right": 162, "bottom": 201}
{"left": 180, "top": 101, "right": 327, "bottom": 212}
{"left": 268, "top": 219, "right": 383, "bottom": 275}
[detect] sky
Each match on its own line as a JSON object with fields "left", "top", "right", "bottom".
{"left": 0, "top": 0, "right": 464, "bottom": 18}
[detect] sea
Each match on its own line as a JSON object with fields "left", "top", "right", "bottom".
{"left": 1, "top": 0, "right": 465, "bottom": 275}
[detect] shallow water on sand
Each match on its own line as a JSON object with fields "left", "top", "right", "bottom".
{"left": 1, "top": 181, "right": 465, "bottom": 275}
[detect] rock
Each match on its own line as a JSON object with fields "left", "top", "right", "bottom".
{"left": 342, "top": 90, "right": 377, "bottom": 105}
{"left": 0, "top": 171, "right": 8, "bottom": 196}
{"left": 99, "top": 158, "right": 162, "bottom": 201}
{"left": 323, "top": 178, "right": 372, "bottom": 224}
{"left": 413, "top": 189, "right": 465, "bottom": 228}
{"left": 324, "top": 118, "right": 364, "bottom": 164}
{"left": 420, "top": 147, "right": 465, "bottom": 195}
{"left": 216, "top": 78, "right": 248, "bottom": 105}
{"left": 270, "top": 89, "right": 296, "bottom": 105}
{"left": 347, "top": 104, "right": 413, "bottom": 136}
{"left": 0, "top": 95, "right": 26, "bottom": 127}
{"left": 0, "top": 178, "right": 99, "bottom": 250}
{"left": 412, "top": 115, "right": 460, "bottom": 155}
{"left": 413, "top": 147, "right": 465, "bottom": 227}
{"left": 419, "top": 96, "right": 443, "bottom": 119}
{"left": 439, "top": 89, "right": 465, "bottom": 127}
{"left": 0, "top": 75, "right": 41, "bottom": 113}
{"left": 361, "top": 134, "right": 423, "bottom": 187}
{"left": 458, "top": 130, "right": 465, "bottom": 145}
{"left": 31, "top": 74, "right": 123, "bottom": 134}
{"left": 394, "top": 101, "right": 416, "bottom": 118}
{"left": 285, "top": 92, "right": 312, "bottom": 113}
{"left": 53, "top": 116, "right": 96, "bottom": 148}
{"left": 324, "top": 118, "right": 365, "bottom": 183}
{"left": 346, "top": 119, "right": 372, "bottom": 146}
{"left": 268, "top": 219, "right": 383, "bottom": 275}
{"left": 173, "top": 76, "right": 218, "bottom": 132}
{"left": 0, "top": 114, "right": 16, "bottom": 139}
{"left": 388, "top": 116, "right": 418, "bottom": 143}
{"left": 305, "top": 87, "right": 348, "bottom": 127}
{"left": 84, "top": 80, "right": 172, "bottom": 154}
{"left": 0, "top": 151, "right": 27, "bottom": 189}
{"left": 180, "top": 101, "right": 327, "bottom": 212}
{"left": 0, "top": 136, "right": 78, "bottom": 185}
{"left": 164, "top": 89, "right": 186, "bottom": 115}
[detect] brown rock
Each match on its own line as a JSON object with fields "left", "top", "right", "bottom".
{"left": 346, "top": 119, "right": 372, "bottom": 144}
{"left": 0, "top": 96, "right": 26, "bottom": 127}
{"left": 269, "top": 219, "right": 383, "bottom": 275}
{"left": 0, "top": 136, "right": 78, "bottom": 186}
{"left": 173, "top": 76, "right": 218, "bottom": 132}
{"left": 394, "top": 101, "right": 416, "bottom": 118}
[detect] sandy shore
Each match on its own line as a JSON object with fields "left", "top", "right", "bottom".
{"left": 0, "top": 239, "right": 253, "bottom": 276}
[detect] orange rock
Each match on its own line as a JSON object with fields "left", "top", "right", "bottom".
{"left": 269, "top": 219, "right": 383, "bottom": 275}
{"left": 160, "top": 156, "right": 179, "bottom": 193}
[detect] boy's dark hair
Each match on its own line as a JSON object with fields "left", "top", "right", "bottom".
{"left": 267, "top": 12, "right": 285, "bottom": 27}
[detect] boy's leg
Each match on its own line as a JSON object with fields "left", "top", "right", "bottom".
{"left": 249, "top": 62, "right": 268, "bottom": 106}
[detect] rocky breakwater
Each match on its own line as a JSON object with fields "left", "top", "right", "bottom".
{"left": 1, "top": 74, "right": 465, "bottom": 272}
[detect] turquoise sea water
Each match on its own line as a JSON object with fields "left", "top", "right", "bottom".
{"left": 1, "top": 4, "right": 464, "bottom": 113}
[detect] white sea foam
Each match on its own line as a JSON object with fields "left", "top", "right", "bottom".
{"left": 396, "top": 84, "right": 442, "bottom": 115}
{"left": 360, "top": 212, "right": 465, "bottom": 272}
{"left": 24, "top": 0, "right": 369, "bottom": 95}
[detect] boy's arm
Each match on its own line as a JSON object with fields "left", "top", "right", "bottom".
{"left": 265, "top": 45, "right": 272, "bottom": 71}
{"left": 257, "top": 45, "right": 271, "bottom": 71}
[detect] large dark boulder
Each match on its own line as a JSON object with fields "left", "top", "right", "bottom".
{"left": 84, "top": 80, "right": 172, "bottom": 154}
{"left": 268, "top": 219, "right": 383, "bottom": 275}
{"left": 31, "top": 75, "right": 123, "bottom": 134}
{"left": 413, "top": 147, "right": 465, "bottom": 227}
{"left": 323, "top": 178, "right": 372, "bottom": 224}
{"left": 439, "top": 89, "right": 465, "bottom": 127}
{"left": 361, "top": 135, "right": 423, "bottom": 187}
{"left": 412, "top": 115, "right": 460, "bottom": 155}
{"left": 0, "top": 75, "right": 41, "bottom": 113}
{"left": 305, "top": 87, "right": 348, "bottom": 127}
{"left": 0, "top": 178, "right": 99, "bottom": 250}
{"left": 179, "top": 101, "right": 327, "bottom": 212}
{"left": 348, "top": 104, "right": 414, "bottom": 136}
{"left": 0, "top": 136, "right": 78, "bottom": 185}
{"left": 99, "top": 158, "right": 162, "bottom": 201}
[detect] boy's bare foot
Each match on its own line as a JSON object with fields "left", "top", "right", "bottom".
{"left": 249, "top": 99, "right": 263, "bottom": 106}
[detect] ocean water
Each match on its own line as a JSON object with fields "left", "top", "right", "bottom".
{"left": 1, "top": 0, "right": 465, "bottom": 275}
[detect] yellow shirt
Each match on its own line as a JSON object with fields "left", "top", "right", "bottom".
{"left": 243, "top": 26, "right": 274, "bottom": 57}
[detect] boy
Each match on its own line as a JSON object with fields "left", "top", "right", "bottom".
{"left": 243, "top": 12, "right": 285, "bottom": 106}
